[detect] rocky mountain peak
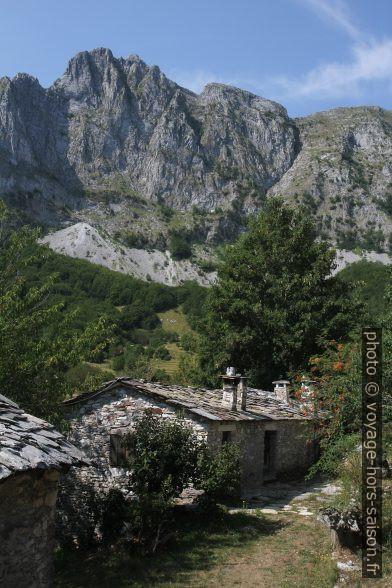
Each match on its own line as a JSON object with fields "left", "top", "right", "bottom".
{"left": 0, "top": 48, "right": 391, "bottom": 257}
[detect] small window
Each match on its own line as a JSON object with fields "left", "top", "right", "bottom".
{"left": 222, "top": 431, "right": 232, "bottom": 444}
{"left": 109, "top": 434, "right": 131, "bottom": 467}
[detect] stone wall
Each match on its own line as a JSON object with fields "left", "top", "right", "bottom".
{"left": 62, "top": 386, "right": 316, "bottom": 502}
{"left": 63, "top": 386, "right": 208, "bottom": 496}
{"left": 207, "top": 419, "right": 316, "bottom": 496}
{"left": 0, "top": 469, "right": 60, "bottom": 588}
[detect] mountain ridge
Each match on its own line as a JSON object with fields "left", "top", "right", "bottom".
{"left": 1, "top": 48, "right": 392, "bottom": 267}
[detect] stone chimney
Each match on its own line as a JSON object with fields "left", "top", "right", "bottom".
{"left": 272, "top": 380, "right": 290, "bottom": 403}
{"left": 221, "top": 367, "right": 240, "bottom": 411}
{"left": 238, "top": 376, "right": 248, "bottom": 411}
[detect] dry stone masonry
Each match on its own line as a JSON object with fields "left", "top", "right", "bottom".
{"left": 62, "top": 377, "right": 318, "bottom": 499}
{"left": 0, "top": 394, "right": 88, "bottom": 588}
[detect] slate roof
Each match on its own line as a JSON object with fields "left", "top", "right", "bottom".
{"left": 63, "top": 378, "right": 312, "bottom": 422}
{"left": 0, "top": 394, "right": 89, "bottom": 482}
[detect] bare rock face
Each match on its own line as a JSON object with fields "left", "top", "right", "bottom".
{"left": 1, "top": 48, "right": 392, "bottom": 252}
{"left": 0, "top": 73, "right": 85, "bottom": 224}
{"left": 0, "top": 48, "right": 298, "bottom": 224}
{"left": 270, "top": 107, "right": 392, "bottom": 248}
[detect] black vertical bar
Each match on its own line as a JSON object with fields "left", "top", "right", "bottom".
{"left": 362, "top": 328, "right": 382, "bottom": 579}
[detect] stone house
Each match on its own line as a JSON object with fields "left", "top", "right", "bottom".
{"left": 63, "top": 374, "right": 318, "bottom": 498}
{"left": 0, "top": 394, "right": 88, "bottom": 588}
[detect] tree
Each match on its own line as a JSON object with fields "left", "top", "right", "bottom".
{"left": 0, "top": 203, "right": 110, "bottom": 425}
{"left": 125, "top": 410, "right": 200, "bottom": 499}
{"left": 199, "top": 198, "right": 364, "bottom": 388}
{"left": 169, "top": 232, "right": 192, "bottom": 260}
{"left": 122, "top": 411, "right": 242, "bottom": 552}
{"left": 302, "top": 339, "right": 362, "bottom": 477}
{"left": 197, "top": 442, "right": 241, "bottom": 505}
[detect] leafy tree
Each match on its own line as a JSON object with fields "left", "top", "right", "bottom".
{"left": 337, "top": 260, "right": 388, "bottom": 324}
{"left": 125, "top": 410, "right": 200, "bottom": 499}
{"left": 198, "top": 198, "right": 364, "bottom": 387}
{"left": 0, "top": 204, "right": 110, "bottom": 425}
{"left": 197, "top": 442, "right": 241, "bottom": 505}
{"left": 121, "top": 411, "right": 241, "bottom": 551}
{"left": 178, "top": 281, "right": 208, "bottom": 329}
{"left": 169, "top": 232, "right": 192, "bottom": 260}
{"left": 121, "top": 410, "right": 200, "bottom": 552}
{"left": 301, "top": 339, "right": 362, "bottom": 477}
{"left": 153, "top": 346, "right": 172, "bottom": 361}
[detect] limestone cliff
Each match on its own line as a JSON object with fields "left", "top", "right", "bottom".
{"left": 1, "top": 48, "right": 392, "bottom": 253}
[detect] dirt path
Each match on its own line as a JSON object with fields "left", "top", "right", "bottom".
{"left": 180, "top": 513, "right": 337, "bottom": 588}
{"left": 54, "top": 480, "right": 391, "bottom": 588}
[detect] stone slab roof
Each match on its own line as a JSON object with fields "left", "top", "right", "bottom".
{"left": 63, "top": 378, "right": 312, "bottom": 422}
{"left": 0, "top": 394, "right": 89, "bottom": 482}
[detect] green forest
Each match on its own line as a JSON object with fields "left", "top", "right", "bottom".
{"left": 1, "top": 198, "right": 391, "bottom": 582}
{"left": 1, "top": 198, "right": 391, "bottom": 462}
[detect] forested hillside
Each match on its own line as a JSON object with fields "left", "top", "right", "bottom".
{"left": 22, "top": 245, "right": 206, "bottom": 385}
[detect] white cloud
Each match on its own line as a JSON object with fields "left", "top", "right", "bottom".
{"left": 269, "top": 39, "right": 392, "bottom": 99}
{"left": 170, "top": 1, "right": 392, "bottom": 104}
{"left": 263, "top": 0, "right": 392, "bottom": 101}
{"left": 302, "top": 0, "right": 361, "bottom": 40}
{"left": 169, "top": 69, "right": 224, "bottom": 93}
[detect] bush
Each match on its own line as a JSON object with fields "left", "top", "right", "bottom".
{"left": 169, "top": 233, "right": 192, "bottom": 260}
{"left": 197, "top": 442, "right": 241, "bottom": 504}
{"left": 124, "top": 493, "right": 174, "bottom": 554}
{"left": 179, "top": 333, "right": 197, "bottom": 352}
{"left": 150, "top": 369, "right": 171, "bottom": 383}
{"left": 112, "top": 354, "right": 125, "bottom": 371}
{"left": 302, "top": 340, "right": 362, "bottom": 477}
{"left": 116, "top": 231, "right": 149, "bottom": 249}
{"left": 196, "top": 259, "right": 217, "bottom": 273}
{"left": 154, "top": 346, "right": 172, "bottom": 360}
{"left": 100, "top": 489, "right": 128, "bottom": 542}
{"left": 124, "top": 411, "right": 200, "bottom": 499}
{"left": 158, "top": 204, "right": 174, "bottom": 220}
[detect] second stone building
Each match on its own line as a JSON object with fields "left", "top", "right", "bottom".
{"left": 62, "top": 374, "right": 317, "bottom": 498}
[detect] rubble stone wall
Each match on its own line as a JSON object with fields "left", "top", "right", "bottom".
{"left": 61, "top": 386, "right": 316, "bottom": 503}
{"left": 63, "top": 386, "right": 208, "bottom": 496}
{"left": 207, "top": 419, "right": 316, "bottom": 496}
{"left": 0, "top": 469, "right": 60, "bottom": 588}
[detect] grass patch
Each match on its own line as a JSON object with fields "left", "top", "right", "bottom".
{"left": 152, "top": 307, "right": 196, "bottom": 376}
{"left": 152, "top": 342, "right": 184, "bottom": 375}
{"left": 158, "top": 308, "right": 194, "bottom": 337}
{"left": 54, "top": 508, "right": 338, "bottom": 588}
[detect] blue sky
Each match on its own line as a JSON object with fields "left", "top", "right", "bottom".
{"left": 1, "top": 0, "right": 391, "bottom": 117}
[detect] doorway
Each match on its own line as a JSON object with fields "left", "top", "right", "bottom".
{"left": 263, "top": 430, "right": 277, "bottom": 480}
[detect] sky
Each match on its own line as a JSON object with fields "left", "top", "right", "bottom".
{"left": 1, "top": 0, "right": 392, "bottom": 117}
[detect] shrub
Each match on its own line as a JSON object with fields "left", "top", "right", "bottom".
{"left": 169, "top": 233, "right": 192, "bottom": 260}
{"left": 100, "top": 489, "right": 128, "bottom": 542}
{"left": 158, "top": 204, "right": 174, "bottom": 220}
{"left": 150, "top": 369, "right": 171, "bottom": 383}
{"left": 112, "top": 354, "right": 125, "bottom": 371}
{"left": 154, "top": 346, "right": 172, "bottom": 360}
{"left": 197, "top": 442, "right": 241, "bottom": 504}
{"left": 123, "top": 345, "right": 145, "bottom": 369}
{"left": 125, "top": 492, "right": 174, "bottom": 554}
{"left": 179, "top": 333, "right": 197, "bottom": 352}
{"left": 125, "top": 411, "right": 200, "bottom": 498}
{"left": 196, "top": 259, "right": 217, "bottom": 273}
{"left": 122, "top": 232, "right": 148, "bottom": 249}
{"left": 378, "top": 191, "right": 392, "bottom": 216}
